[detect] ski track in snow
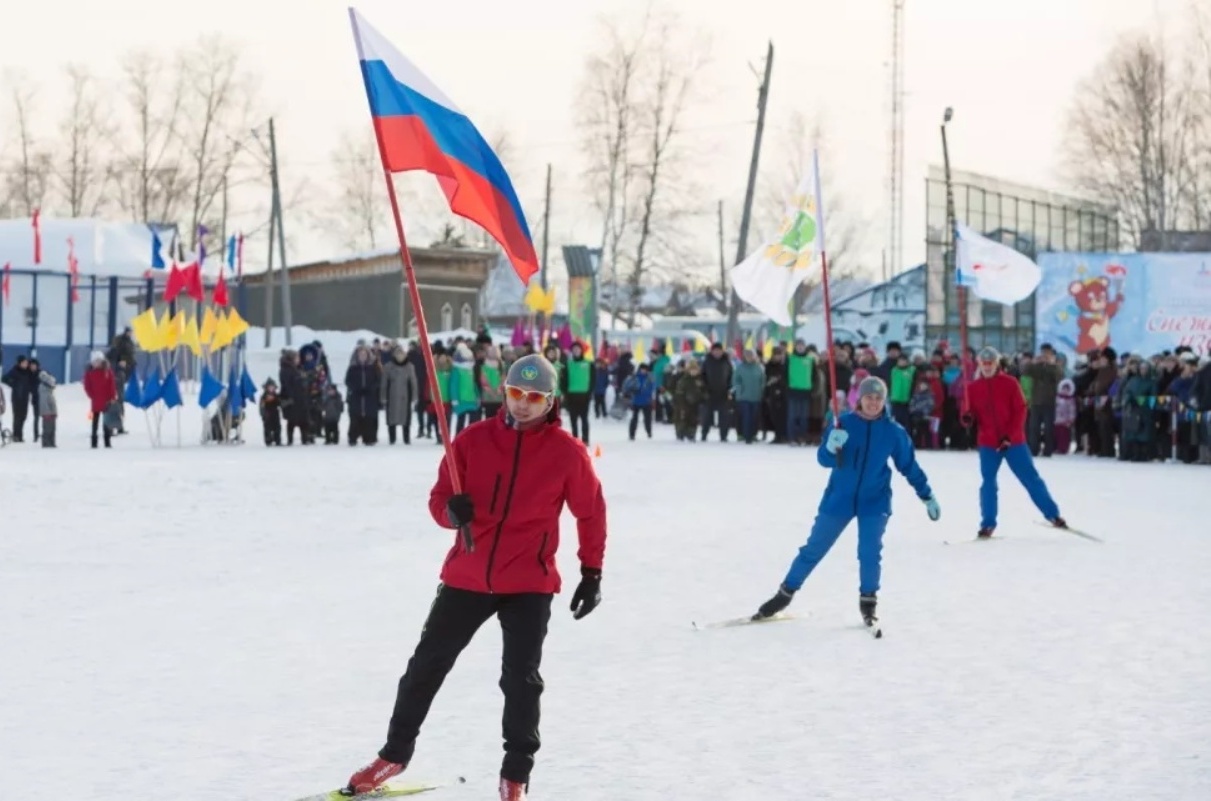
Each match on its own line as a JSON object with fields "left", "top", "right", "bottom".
{"left": 3, "top": 384, "right": 1210, "bottom": 800}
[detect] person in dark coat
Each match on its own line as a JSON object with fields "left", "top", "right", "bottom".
{"left": 382, "top": 345, "right": 418, "bottom": 445}
{"left": 278, "top": 349, "right": 312, "bottom": 445}
{"left": 345, "top": 344, "right": 383, "bottom": 445}
{"left": 699, "top": 343, "right": 734, "bottom": 441}
{"left": 2, "top": 355, "right": 34, "bottom": 442}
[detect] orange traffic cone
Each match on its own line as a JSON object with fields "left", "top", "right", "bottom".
{"left": 593, "top": 444, "right": 602, "bottom": 459}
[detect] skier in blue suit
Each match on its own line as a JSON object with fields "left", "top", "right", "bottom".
{"left": 753, "top": 375, "right": 940, "bottom": 626}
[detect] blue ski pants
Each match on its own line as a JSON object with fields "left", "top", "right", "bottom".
{"left": 782, "top": 512, "right": 890, "bottom": 596}
{"left": 978, "top": 443, "right": 1060, "bottom": 529}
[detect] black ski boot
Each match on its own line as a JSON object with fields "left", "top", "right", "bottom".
{"left": 977, "top": 527, "right": 995, "bottom": 539}
{"left": 1048, "top": 517, "right": 1067, "bottom": 529}
{"left": 859, "top": 593, "right": 878, "bottom": 625}
{"left": 753, "top": 584, "right": 795, "bottom": 620}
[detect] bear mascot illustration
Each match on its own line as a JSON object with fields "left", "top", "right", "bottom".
{"left": 1068, "top": 277, "right": 1123, "bottom": 354}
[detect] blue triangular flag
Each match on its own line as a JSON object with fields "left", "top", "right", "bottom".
{"left": 124, "top": 370, "right": 142, "bottom": 409}
{"left": 228, "top": 367, "right": 243, "bottom": 413}
{"left": 140, "top": 367, "right": 163, "bottom": 408}
{"left": 150, "top": 229, "right": 165, "bottom": 270}
{"left": 240, "top": 366, "right": 258, "bottom": 405}
{"left": 199, "top": 366, "right": 224, "bottom": 408}
{"left": 160, "top": 369, "right": 182, "bottom": 410}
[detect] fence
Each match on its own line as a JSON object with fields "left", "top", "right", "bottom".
{"left": 1, "top": 268, "right": 155, "bottom": 382}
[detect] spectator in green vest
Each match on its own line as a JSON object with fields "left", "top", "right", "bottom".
{"left": 651, "top": 344, "right": 672, "bottom": 423}
{"left": 560, "top": 342, "right": 596, "bottom": 445}
{"left": 475, "top": 344, "right": 506, "bottom": 421}
{"left": 888, "top": 354, "right": 915, "bottom": 428}
{"left": 786, "top": 340, "right": 816, "bottom": 445}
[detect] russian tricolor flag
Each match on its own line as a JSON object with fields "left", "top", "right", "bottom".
{"left": 348, "top": 8, "right": 539, "bottom": 285}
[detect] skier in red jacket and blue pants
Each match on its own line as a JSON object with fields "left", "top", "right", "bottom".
{"left": 346, "top": 355, "right": 608, "bottom": 801}
{"left": 965, "top": 346, "right": 1066, "bottom": 538}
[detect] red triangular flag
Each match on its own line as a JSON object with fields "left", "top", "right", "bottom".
{"left": 212, "top": 271, "right": 229, "bottom": 307}
{"left": 184, "top": 263, "right": 205, "bottom": 303}
{"left": 67, "top": 237, "right": 80, "bottom": 303}
{"left": 164, "top": 264, "right": 186, "bottom": 303}
{"left": 2, "top": 262, "right": 10, "bottom": 306}
{"left": 32, "top": 209, "right": 41, "bottom": 265}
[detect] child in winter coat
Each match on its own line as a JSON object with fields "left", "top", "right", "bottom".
{"left": 38, "top": 371, "right": 58, "bottom": 448}
{"left": 908, "top": 379, "right": 936, "bottom": 449}
{"left": 1055, "top": 378, "right": 1076, "bottom": 455}
{"left": 323, "top": 384, "right": 345, "bottom": 445}
{"left": 260, "top": 380, "right": 283, "bottom": 446}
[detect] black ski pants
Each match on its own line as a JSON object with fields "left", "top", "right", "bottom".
{"left": 381, "top": 585, "right": 552, "bottom": 785}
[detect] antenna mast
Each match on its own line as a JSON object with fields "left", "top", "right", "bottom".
{"left": 888, "top": 0, "right": 905, "bottom": 282}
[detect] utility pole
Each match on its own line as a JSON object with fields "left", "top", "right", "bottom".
{"left": 725, "top": 41, "right": 773, "bottom": 347}
{"left": 263, "top": 193, "right": 276, "bottom": 348}
{"left": 540, "top": 163, "right": 551, "bottom": 291}
{"left": 268, "top": 117, "right": 293, "bottom": 346}
{"left": 888, "top": 0, "right": 906, "bottom": 280}
{"left": 941, "top": 107, "right": 963, "bottom": 353}
{"left": 717, "top": 200, "right": 726, "bottom": 305}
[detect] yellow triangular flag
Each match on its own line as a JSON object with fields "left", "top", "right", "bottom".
{"left": 584, "top": 342, "right": 593, "bottom": 360}
{"left": 162, "top": 310, "right": 184, "bottom": 350}
{"left": 744, "top": 333, "right": 755, "bottom": 352}
{"left": 634, "top": 338, "right": 647, "bottom": 363}
{"left": 181, "top": 313, "right": 202, "bottom": 357}
{"left": 225, "top": 307, "right": 250, "bottom": 338}
{"left": 129, "top": 308, "right": 160, "bottom": 353}
{"left": 694, "top": 337, "right": 706, "bottom": 354}
{"left": 664, "top": 338, "right": 673, "bottom": 356}
{"left": 199, "top": 306, "right": 218, "bottom": 346}
{"left": 211, "top": 309, "right": 234, "bottom": 350}
{"left": 762, "top": 338, "right": 774, "bottom": 360}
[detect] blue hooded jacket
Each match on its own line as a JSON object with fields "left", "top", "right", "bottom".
{"left": 817, "top": 409, "right": 932, "bottom": 517}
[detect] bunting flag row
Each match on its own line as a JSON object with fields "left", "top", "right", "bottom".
{"left": 128, "top": 306, "right": 251, "bottom": 355}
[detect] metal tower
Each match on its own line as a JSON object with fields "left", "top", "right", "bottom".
{"left": 888, "top": 0, "right": 905, "bottom": 282}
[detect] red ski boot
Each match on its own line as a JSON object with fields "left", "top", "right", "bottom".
{"left": 499, "top": 777, "right": 527, "bottom": 800}
{"left": 346, "top": 757, "right": 404, "bottom": 795}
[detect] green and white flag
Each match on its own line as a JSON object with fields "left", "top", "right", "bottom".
{"left": 730, "top": 159, "right": 824, "bottom": 327}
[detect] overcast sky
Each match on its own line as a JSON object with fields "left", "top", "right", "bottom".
{"left": 0, "top": 0, "right": 1190, "bottom": 282}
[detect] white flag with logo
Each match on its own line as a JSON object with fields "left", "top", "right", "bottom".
{"left": 955, "top": 224, "right": 1041, "bottom": 305}
{"left": 730, "top": 164, "right": 823, "bottom": 327}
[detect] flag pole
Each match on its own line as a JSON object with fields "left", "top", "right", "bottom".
{"left": 353, "top": 53, "right": 472, "bottom": 553}
{"left": 812, "top": 149, "right": 841, "bottom": 427}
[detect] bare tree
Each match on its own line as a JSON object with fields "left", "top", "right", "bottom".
{"left": 1062, "top": 32, "right": 1197, "bottom": 247}
{"left": 325, "top": 127, "right": 391, "bottom": 251}
{"left": 576, "top": 13, "right": 644, "bottom": 325}
{"left": 576, "top": 4, "right": 709, "bottom": 328}
{"left": 624, "top": 13, "right": 707, "bottom": 326}
{"left": 1, "top": 69, "right": 52, "bottom": 216}
{"left": 112, "top": 50, "right": 191, "bottom": 225}
{"left": 176, "top": 35, "right": 261, "bottom": 250}
{"left": 55, "top": 64, "right": 114, "bottom": 217}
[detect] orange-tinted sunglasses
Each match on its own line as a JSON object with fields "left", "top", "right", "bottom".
{"left": 505, "top": 385, "right": 552, "bottom": 404}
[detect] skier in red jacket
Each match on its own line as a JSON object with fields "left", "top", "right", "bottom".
{"left": 965, "top": 346, "right": 1065, "bottom": 538}
{"left": 346, "top": 354, "right": 607, "bottom": 801}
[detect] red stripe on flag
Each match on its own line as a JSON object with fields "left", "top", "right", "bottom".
{"left": 372, "top": 115, "right": 538, "bottom": 284}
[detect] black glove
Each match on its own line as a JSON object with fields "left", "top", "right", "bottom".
{"left": 569, "top": 567, "right": 602, "bottom": 620}
{"left": 997, "top": 437, "right": 1011, "bottom": 452}
{"left": 445, "top": 494, "right": 474, "bottom": 528}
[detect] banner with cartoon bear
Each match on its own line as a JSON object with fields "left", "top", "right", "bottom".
{"left": 1035, "top": 252, "right": 1211, "bottom": 362}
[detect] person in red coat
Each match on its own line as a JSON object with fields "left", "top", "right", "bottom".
{"left": 965, "top": 347, "right": 1065, "bottom": 538}
{"left": 347, "top": 354, "right": 607, "bottom": 801}
{"left": 82, "top": 352, "right": 118, "bottom": 449}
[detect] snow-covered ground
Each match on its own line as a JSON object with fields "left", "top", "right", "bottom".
{"left": 3, "top": 384, "right": 1210, "bottom": 801}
